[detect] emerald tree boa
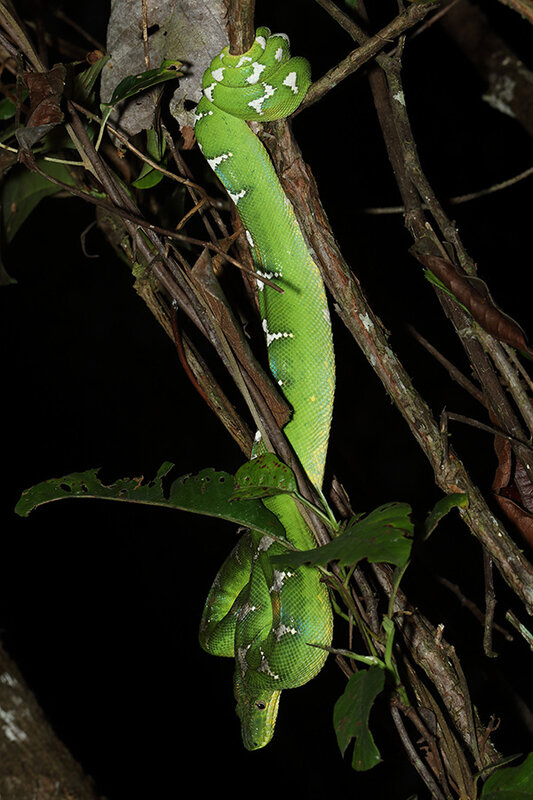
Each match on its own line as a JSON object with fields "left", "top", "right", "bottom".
{"left": 194, "top": 27, "right": 335, "bottom": 749}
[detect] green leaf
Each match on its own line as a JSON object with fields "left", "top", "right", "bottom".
{"left": 232, "top": 454, "right": 298, "bottom": 500}
{"left": 480, "top": 753, "right": 533, "bottom": 799}
{"left": 0, "top": 89, "right": 27, "bottom": 120}
{"left": 272, "top": 502, "right": 413, "bottom": 570}
{"left": 99, "top": 60, "right": 182, "bottom": 130}
{"left": 424, "top": 492, "right": 469, "bottom": 539}
{"left": 132, "top": 128, "right": 167, "bottom": 189}
{"left": 132, "top": 164, "right": 165, "bottom": 189}
{"left": 106, "top": 61, "right": 183, "bottom": 107}
{"left": 333, "top": 666, "right": 385, "bottom": 771}
{"left": 424, "top": 268, "right": 469, "bottom": 314}
{"left": 72, "top": 53, "right": 110, "bottom": 104}
{"left": 15, "top": 463, "right": 286, "bottom": 540}
{"left": 1, "top": 159, "right": 77, "bottom": 243}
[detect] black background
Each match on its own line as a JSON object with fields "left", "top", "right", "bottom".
{"left": 1, "top": 1, "right": 532, "bottom": 797}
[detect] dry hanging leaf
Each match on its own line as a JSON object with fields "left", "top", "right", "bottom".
{"left": 17, "top": 64, "right": 66, "bottom": 151}
{"left": 492, "top": 434, "right": 533, "bottom": 549}
{"left": 418, "top": 253, "right": 530, "bottom": 353}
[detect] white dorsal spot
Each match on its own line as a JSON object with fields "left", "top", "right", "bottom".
{"left": 283, "top": 71, "right": 298, "bottom": 94}
{"left": 253, "top": 430, "right": 262, "bottom": 443}
{"left": 262, "top": 318, "right": 294, "bottom": 348}
{"left": 246, "top": 62, "right": 266, "bottom": 84}
{"left": 204, "top": 82, "right": 216, "bottom": 102}
{"left": 193, "top": 109, "right": 214, "bottom": 125}
{"left": 262, "top": 82, "right": 276, "bottom": 99}
{"left": 211, "top": 67, "right": 224, "bottom": 82}
{"left": 236, "top": 55, "right": 253, "bottom": 68}
{"left": 228, "top": 188, "right": 246, "bottom": 204}
{"left": 255, "top": 35, "right": 267, "bottom": 49}
{"left": 237, "top": 643, "right": 251, "bottom": 676}
{"left": 207, "top": 151, "right": 233, "bottom": 171}
{"left": 258, "top": 651, "right": 280, "bottom": 680}
{"left": 237, "top": 601, "right": 258, "bottom": 621}
{"left": 258, "top": 536, "right": 274, "bottom": 552}
{"left": 275, "top": 47, "right": 283, "bottom": 62}
{"left": 273, "top": 623, "right": 299, "bottom": 641}
{"left": 270, "top": 569, "right": 294, "bottom": 593}
{"left": 245, "top": 229, "right": 254, "bottom": 248}
{"left": 248, "top": 83, "right": 277, "bottom": 115}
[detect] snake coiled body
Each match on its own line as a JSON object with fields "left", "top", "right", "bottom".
{"left": 195, "top": 28, "right": 335, "bottom": 749}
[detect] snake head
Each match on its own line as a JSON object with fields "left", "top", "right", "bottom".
{"left": 234, "top": 675, "right": 281, "bottom": 750}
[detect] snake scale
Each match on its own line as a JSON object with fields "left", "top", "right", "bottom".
{"left": 194, "top": 27, "right": 335, "bottom": 749}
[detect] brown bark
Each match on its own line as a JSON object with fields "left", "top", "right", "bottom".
{"left": 0, "top": 642, "right": 102, "bottom": 800}
{"left": 439, "top": 0, "right": 533, "bottom": 137}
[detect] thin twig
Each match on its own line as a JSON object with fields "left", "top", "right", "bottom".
{"left": 438, "top": 576, "right": 513, "bottom": 641}
{"left": 483, "top": 554, "right": 498, "bottom": 657}
{"left": 408, "top": 326, "right": 486, "bottom": 406}
{"left": 363, "top": 164, "right": 533, "bottom": 213}
{"left": 390, "top": 704, "right": 448, "bottom": 800}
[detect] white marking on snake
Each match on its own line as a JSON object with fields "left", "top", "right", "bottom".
{"left": 204, "top": 83, "right": 216, "bottom": 102}
{"left": 248, "top": 83, "right": 276, "bottom": 115}
{"left": 283, "top": 72, "right": 298, "bottom": 94}
{"left": 259, "top": 651, "right": 280, "bottom": 680}
{"left": 274, "top": 47, "right": 283, "bottom": 62}
{"left": 246, "top": 62, "right": 266, "bottom": 84}
{"left": 262, "top": 318, "right": 294, "bottom": 347}
{"left": 255, "top": 35, "right": 267, "bottom": 49}
{"left": 237, "top": 601, "right": 258, "bottom": 620}
{"left": 211, "top": 67, "right": 224, "bottom": 82}
{"left": 228, "top": 188, "right": 247, "bottom": 204}
{"left": 274, "top": 32, "right": 290, "bottom": 43}
{"left": 245, "top": 229, "right": 254, "bottom": 248}
{"left": 207, "top": 151, "right": 233, "bottom": 170}
{"left": 273, "top": 623, "right": 299, "bottom": 641}
{"left": 237, "top": 644, "right": 251, "bottom": 676}
{"left": 270, "top": 570, "right": 294, "bottom": 593}
{"left": 194, "top": 109, "right": 213, "bottom": 124}
{"left": 236, "top": 55, "right": 253, "bottom": 68}
{"left": 257, "top": 269, "right": 282, "bottom": 280}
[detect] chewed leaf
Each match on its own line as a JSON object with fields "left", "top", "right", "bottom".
{"left": 333, "top": 666, "right": 385, "bottom": 771}
{"left": 272, "top": 502, "right": 413, "bottom": 570}
{"left": 232, "top": 454, "right": 298, "bottom": 500}
{"left": 15, "top": 463, "right": 285, "bottom": 539}
{"left": 480, "top": 752, "right": 533, "bottom": 799}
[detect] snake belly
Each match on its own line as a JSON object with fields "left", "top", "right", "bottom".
{"left": 194, "top": 27, "right": 335, "bottom": 750}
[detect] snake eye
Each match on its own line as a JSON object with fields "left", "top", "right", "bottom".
{"left": 255, "top": 701, "right": 267, "bottom": 710}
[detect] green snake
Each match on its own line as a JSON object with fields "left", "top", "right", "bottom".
{"left": 194, "top": 27, "right": 335, "bottom": 749}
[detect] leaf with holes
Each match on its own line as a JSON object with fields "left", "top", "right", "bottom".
{"left": 272, "top": 502, "right": 413, "bottom": 570}
{"left": 232, "top": 453, "right": 298, "bottom": 500}
{"left": 480, "top": 752, "right": 533, "bottom": 799}
{"left": 15, "top": 463, "right": 285, "bottom": 539}
{"left": 333, "top": 666, "right": 385, "bottom": 771}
